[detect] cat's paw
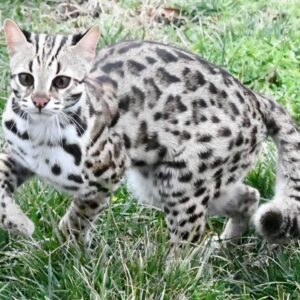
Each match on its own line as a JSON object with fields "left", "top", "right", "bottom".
{"left": 2, "top": 212, "right": 35, "bottom": 237}
{"left": 59, "top": 214, "right": 91, "bottom": 247}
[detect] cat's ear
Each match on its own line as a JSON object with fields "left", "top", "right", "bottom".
{"left": 3, "top": 19, "right": 32, "bottom": 56}
{"left": 71, "top": 26, "right": 100, "bottom": 63}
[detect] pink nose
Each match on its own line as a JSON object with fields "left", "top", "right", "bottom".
{"left": 32, "top": 95, "right": 50, "bottom": 109}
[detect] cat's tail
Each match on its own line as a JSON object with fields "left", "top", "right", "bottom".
{"left": 253, "top": 95, "right": 300, "bottom": 243}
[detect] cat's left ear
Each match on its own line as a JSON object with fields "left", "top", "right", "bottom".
{"left": 3, "top": 19, "right": 32, "bottom": 56}
{"left": 71, "top": 26, "right": 100, "bottom": 63}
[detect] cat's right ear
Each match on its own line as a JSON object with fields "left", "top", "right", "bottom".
{"left": 3, "top": 19, "right": 32, "bottom": 56}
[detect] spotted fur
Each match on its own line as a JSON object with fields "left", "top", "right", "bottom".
{"left": 2, "top": 20, "right": 300, "bottom": 248}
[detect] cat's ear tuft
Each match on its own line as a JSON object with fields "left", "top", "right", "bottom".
{"left": 72, "top": 26, "right": 100, "bottom": 63}
{"left": 3, "top": 19, "right": 32, "bottom": 56}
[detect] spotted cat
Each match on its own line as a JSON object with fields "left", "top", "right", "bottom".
{"left": 1, "top": 19, "right": 300, "bottom": 248}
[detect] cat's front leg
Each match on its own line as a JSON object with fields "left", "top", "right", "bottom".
{"left": 59, "top": 193, "right": 110, "bottom": 246}
{"left": 0, "top": 153, "right": 34, "bottom": 237}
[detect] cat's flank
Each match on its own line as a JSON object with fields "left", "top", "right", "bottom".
{"left": 2, "top": 19, "right": 300, "bottom": 248}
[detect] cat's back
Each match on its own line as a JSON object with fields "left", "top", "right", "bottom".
{"left": 91, "top": 40, "right": 265, "bottom": 135}
{"left": 91, "top": 40, "right": 256, "bottom": 111}
{"left": 92, "top": 40, "right": 236, "bottom": 92}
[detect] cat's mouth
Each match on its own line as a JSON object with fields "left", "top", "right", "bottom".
{"left": 25, "top": 108, "right": 57, "bottom": 117}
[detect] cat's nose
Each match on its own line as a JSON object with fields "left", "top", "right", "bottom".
{"left": 32, "top": 94, "right": 50, "bottom": 110}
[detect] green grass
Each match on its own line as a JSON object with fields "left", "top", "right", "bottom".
{"left": 1, "top": 0, "right": 300, "bottom": 299}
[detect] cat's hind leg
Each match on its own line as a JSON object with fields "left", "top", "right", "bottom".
{"left": 208, "top": 183, "right": 260, "bottom": 241}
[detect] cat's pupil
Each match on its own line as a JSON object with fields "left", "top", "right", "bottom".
{"left": 18, "top": 73, "right": 34, "bottom": 87}
{"left": 53, "top": 76, "right": 70, "bottom": 89}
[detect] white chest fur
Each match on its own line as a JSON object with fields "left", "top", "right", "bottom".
{"left": 2, "top": 104, "right": 91, "bottom": 195}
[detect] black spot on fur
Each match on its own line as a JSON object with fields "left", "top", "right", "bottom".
{"left": 118, "top": 42, "right": 142, "bottom": 54}
{"left": 242, "top": 116, "right": 251, "bottom": 128}
{"left": 174, "top": 50, "right": 194, "bottom": 61}
{"left": 154, "top": 112, "right": 162, "bottom": 120}
{"left": 146, "top": 56, "right": 157, "bottom": 64}
{"left": 179, "top": 220, "right": 187, "bottom": 227}
{"left": 123, "top": 134, "right": 131, "bottom": 149}
{"left": 179, "top": 197, "right": 189, "bottom": 204}
{"left": 62, "top": 139, "right": 82, "bottom": 166}
{"left": 145, "top": 133, "right": 161, "bottom": 151}
{"left": 156, "top": 48, "right": 178, "bottom": 63}
{"left": 211, "top": 157, "right": 223, "bottom": 168}
{"left": 197, "top": 134, "right": 212, "bottom": 143}
{"left": 172, "top": 191, "right": 185, "bottom": 197}
{"left": 236, "top": 91, "right": 245, "bottom": 104}
{"left": 68, "top": 174, "right": 83, "bottom": 184}
{"left": 93, "top": 165, "right": 110, "bottom": 177}
{"left": 109, "top": 112, "right": 120, "bottom": 127}
{"left": 209, "top": 83, "right": 218, "bottom": 94}
{"left": 157, "top": 171, "right": 172, "bottom": 181}
{"left": 181, "top": 131, "right": 191, "bottom": 140}
{"left": 191, "top": 233, "right": 201, "bottom": 243}
{"left": 144, "top": 78, "right": 162, "bottom": 107}
{"left": 11, "top": 98, "right": 27, "bottom": 119}
{"left": 235, "top": 132, "right": 244, "bottom": 146}
{"left": 87, "top": 200, "right": 99, "bottom": 209}
{"left": 265, "top": 118, "right": 280, "bottom": 135}
{"left": 198, "top": 162, "right": 208, "bottom": 173}
{"left": 127, "top": 60, "right": 146, "bottom": 75}
{"left": 182, "top": 68, "right": 206, "bottom": 91}
{"left": 198, "top": 149, "right": 213, "bottom": 160}
{"left": 232, "top": 152, "right": 241, "bottom": 164}
{"left": 181, "top": 231, "right": 190, "bottom": 240}
{"left": 213, "top": 168, "right": 223, "bottom": 179}
{"left": 118, "top": 95, "right": 130, "bottom": 112}
{"left": 176, "top": 97, "right": 187, "bottom": 112}
{"left": 4, "top": 120, "right": 29, "bottom": 140}
{"left": 202, "top": 195, "right": 210, "bottom": 206}
{"left": 200, "top": 115, "right": 207, "bottom": 122}
{"left": 211, "top": 116, "right": 220, "bottom": 123}
{"left": 221, "top": 90, "right": 228, "bottom": 98}
{"left": 178, "top": 172, "right": 193, "bottom": 182}
{"left": 229, "top": 102, "right": 240, "bottom": 115}
{"left": 51, "top": 164, "right": 61, "bottom": 175}
{"left": 186, "top": 205, "right": 196, "bottom": 214}
{"left": 102, "top": 61, "right": 124, "bottom": 77}
{"left": 62, "top": 185, "right": 79, "bottom": 191}
{"left": 132, "top": 160, "right": 147, "bottom": 167}
{"left": 157, "top": 68, "right": 180, "bottom": 84}
{"left": 194, "top": 187, "right": 206, "bottom": 197}
{"left": 164, "top": 160, "right": 186, "bottom": 169}
{"left": 199, "top": 99, "right": 207, "bottom": 108}
{"left": 95, "top": 75, "right": 118, "bottom": 89}
{"left": 69, "top": 108, "right": 87, "bottom": 136}
{"left": 194, "top": 179, "right": 204, "bottom": 188}
{"left": 218, "top": 127, "right": 232, "bottom": 137}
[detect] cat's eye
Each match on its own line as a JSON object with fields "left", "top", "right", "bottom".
{"left": 52, "top": 76, "right": 71, "bottom": 89}
{"left": 18, "top": 73, "right": 34, "bottom": 87}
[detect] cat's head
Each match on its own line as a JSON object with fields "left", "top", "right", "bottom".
{"left": 3, "top": 19, "right": 100, "bottom": 118}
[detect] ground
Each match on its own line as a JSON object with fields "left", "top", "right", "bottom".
{"left": 0, "top": 0, "right": 300, "bottom": 299}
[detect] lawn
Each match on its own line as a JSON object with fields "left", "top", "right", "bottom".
{"left": 0, "top": 0, "right": 300, "bottom": 299}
